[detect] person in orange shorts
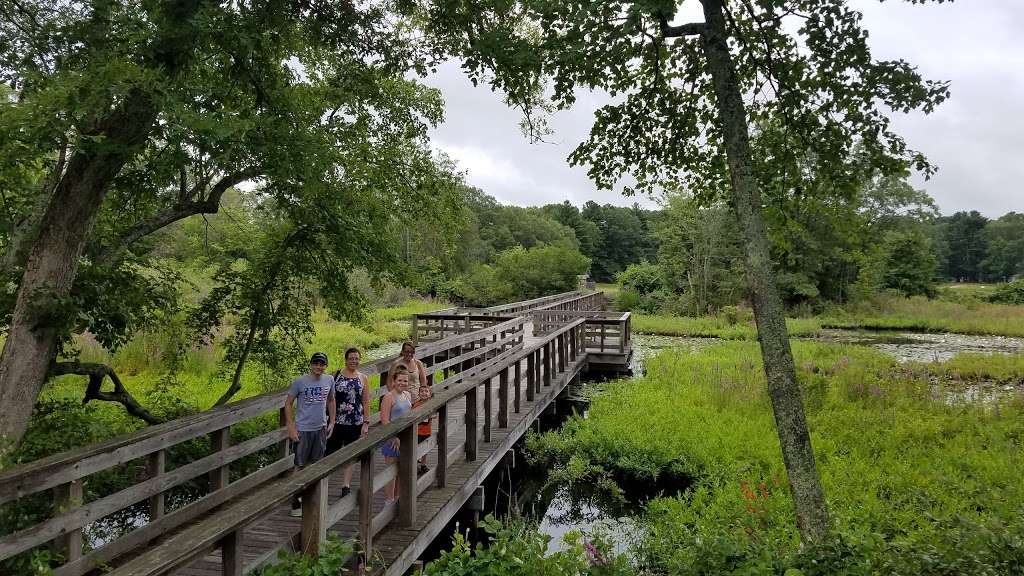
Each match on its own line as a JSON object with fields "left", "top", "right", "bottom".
{"left": 411, "top": 384, "right": 435, "bottom": 475}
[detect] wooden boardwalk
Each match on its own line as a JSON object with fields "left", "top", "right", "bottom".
{"left": 179, "top": 349, "right": 581, "bottom": 576}
{"left": 0, "top": 290, "right": 626, "bottom": 576}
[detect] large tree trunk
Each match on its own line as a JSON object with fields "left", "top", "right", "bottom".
{"left": 0, "top": 90, "right": 160, "bottom": 458}
{"left": 699, "top": 0, "right": 830, "bottom": 543}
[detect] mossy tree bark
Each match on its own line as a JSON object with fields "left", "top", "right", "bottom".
{"left": 699, "top": 0, "right": 830, "bottom": 542}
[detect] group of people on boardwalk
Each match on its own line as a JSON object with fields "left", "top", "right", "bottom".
{"left": 282, "top": 341, "right": 433, "bottom": 515}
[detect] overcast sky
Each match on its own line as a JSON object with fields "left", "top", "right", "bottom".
{"left": 424, "top": 0, "right": 1024, "bottom": 217}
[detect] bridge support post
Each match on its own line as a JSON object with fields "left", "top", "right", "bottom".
{"left": 526, "top": 354, "right": 535, "bottom": 402}
{"left": 399, "top": 425, "right": 418, "bottom": 526}
{"left": 437, "top": 403, "right": 448, "bottom": 488}
{"left": 53, "top": 480, "right": 82, "bottom": 564}
{"left": 210, "top": 426, "right": 231, "bottom": 492}
{"left": 544, "top": 343, "right": 552, "bottom": 386}
{"left": 300, "top": 477, "right": 328, "bottom": 555}
{"left": 359, "top": 451, "right": 374, "bottom": 563}
{"left": 465, "top": 386, "right": 478, "bottom": 461}
{"left": 513, "top": 361, "right": 522, "bottom": 414}
{"left": 220, "top": 529, "right": 243, "bottom": 576}
{"left": 483, "top": 377, "right": 492, "bottom": 442}
{"left": 498, "top": 367, "right": 509, "bottom": 428}
{"left": 147, "top": 449, "right": 165, "bottom": 520}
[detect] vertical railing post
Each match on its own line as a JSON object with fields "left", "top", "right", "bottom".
{"left": 437, "top": 403, "right": 448, "bottom": 487}
{"left": 498, "top": 367, "right": 509, "bottom": 428}
{"left": 619, "top": 318, "right": 626, "bottom": 353}
{"left": 412, "top": 315, "right": 419, "bottom": 345}
{"left": 465, "top": 387, "right": 478, "bottom": 461}
{"left": 147, "top": 450, "right": 165, "bottom": 520}
{"left": 300, "top": 477, "right": 328, "bottom": 555}
{"left": 600, "top": 323, "right": 607, "bottom": 352}
{"left": 359, "top": 451, "right": 374, "bottom": 562}
{"left": 399, "top": 425, "right": 418, "bottom": 526}
{"left": 514, "top": 359, "right": 522, "bottom": 413}
{"left": 558, "top": 333, "right": 566, "bottom": 372}
{"left": 526, "top": 353, "right": 536, "bottom": 402}
{"left": 210, "top": 426, "right": 231, "bottom": 492}
{"left": 53, "top": 480, "right": 82, "bottom": 564}
{"left": 221, "top": 530, "right": 243, "bottom": 576}
{"left": 542, "top": 343, "right": 551, "bottom": 387}
{"left": 570, "top": 324, "right": 577, "bottom": 361}
{"left": 535, "top": 349, "right": 542, "bottom": 394}
{"left": 278, "top": 408, "right": 290, "bottom": 461}
{"left": 483, "top": 376, "right": 492, "bottom": 442}
{"left": 463, "top": 315, "right": 471, "bottom": 334}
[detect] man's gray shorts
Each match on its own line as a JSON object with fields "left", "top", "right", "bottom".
{"left": 294, "top": 428, "right": 326, "bottom": 468}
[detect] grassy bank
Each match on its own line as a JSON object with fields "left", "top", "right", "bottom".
{"left": 632, "top": 313, "right": 822, "bottom": 339}
{"left": 818, "top": 295, "right": 1024, "bottom": 336}
{"left": 528, "top": 343, "right": 1024, "bottom": 574}
{"left": 630, "top": 295, "right": 1024, "bottom": 339}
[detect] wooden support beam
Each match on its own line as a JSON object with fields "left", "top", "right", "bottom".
{"left": 526, "top": 354, "right": 535, "bottom": 402}
{"left": 300, "top": 478, "right": 328, "bottom": 556}
{"left": 220, "top": 530, "right": 242, "bottom": 576}
{"left": 436, "top": 404, "right": 448, "bottom": 488}
{"left": 209, "top": 427, "right": 231, "bottom": 492}
{"left": 398, "top": 426, "right": 418, "bottom": 526}
{"left": 359, "top": 451, "right": 374, "bottom": 562}
{"left": 465, "top": 386, "right": 478, "bottom": 461}
{"left": 483, "top": 377, "right": 492, "bottom": 442}
{"left": 513, "top": 361, "right": 522, "bottom": 413}
{"left": 53, "top": 480, "right": 82, "bottom": 564}
{"left": 146, "top": 450, "right": 165, "bottom": 520}
{"left": 498, "top": 368, "right": 509, "bottom": 428}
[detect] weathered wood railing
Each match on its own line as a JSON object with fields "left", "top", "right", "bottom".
{"left": 532, "top": 309, "right": 630, "bottom": 354}
{"left": 0, "top": 317, "right": 527, "bottom": 576}
{"left": 101, "top": 318, "right": 588, "bottom": 576}
{"left": 413, "top": 291, "right": 604, "bottom": 343}
{"left": 411, "top": 314, "right": 513, "bottom": 343}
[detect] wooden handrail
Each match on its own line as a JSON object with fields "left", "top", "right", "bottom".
{"left": 0, "top": 317, "right": 526, "bottom": 505}
{"left": 103, "top": 319, "right": 588, "bottom": 576}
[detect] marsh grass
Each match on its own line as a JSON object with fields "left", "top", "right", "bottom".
{"left": 528, "top": 342, "right": 1024, "bottom": 573}
{"left": 43, "top": 303, "right": 428, "bottom": 413}
{"left": 632, "top": 295, "right": 1024, "bottom": 339}
{"left": 631, "top": 314, "right": 822, "bottom": 339}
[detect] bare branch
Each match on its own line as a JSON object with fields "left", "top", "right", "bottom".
{"left": 50, "top": 361, "right": 164, "bottom": 424}
{"left": 660, "top": 18, "right": 707, "bottom": 38}
{"left": 94, "top": 167, "right": 261, "bottom": 266}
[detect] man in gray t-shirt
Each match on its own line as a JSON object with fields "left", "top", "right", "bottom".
{"left": 285, "top": 352, "right": 336, "bottom": 516}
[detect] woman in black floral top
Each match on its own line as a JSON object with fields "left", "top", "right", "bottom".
{"left": 326, "top": 347, "right": 370, "bottom": 497}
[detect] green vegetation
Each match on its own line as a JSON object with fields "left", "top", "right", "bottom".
{"left": 818, "top": 296, "right": 1024, "bottom": 337}
{"left": 528, "top": 343, "right": 1024, "bottom": 574}
{"left": 632, "top": 313, "right": 822, "bottom": 340}
{"left": 256, "top": 535, "right": 356, "bottom": 576}
{"left": 426, "top": 516, "right": 630, "bottom": 576}
{"left": 629, "top": 292, "right": 1024, "bottom": 339}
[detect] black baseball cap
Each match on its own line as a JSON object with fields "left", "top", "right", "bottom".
{"left": 310, "top": 352, "right": 328, "bottom": 365}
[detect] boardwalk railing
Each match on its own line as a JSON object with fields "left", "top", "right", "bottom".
{"left": 0, "top": 317, "right": 527, "bottom": 576}
{"left": 101, "top": 318, "right": 588, "bottom": 576}
{"left": 413, "top": 291, "right": 604, "bottom": 343}
{"left": 532, "top": 309, "right": 630, "bottom": 355}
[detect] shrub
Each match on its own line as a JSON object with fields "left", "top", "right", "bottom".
{"left": 616, "top": 263, "right": 663, "bottom": 296}
{"left": 426, "top": 516, "right": 632, "bottom": 576}
{"left": 988, "top": 279, "right": 1024, "bottom": 305}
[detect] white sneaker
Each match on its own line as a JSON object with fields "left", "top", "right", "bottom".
{"left": 290, "top": 507, "right": 302, "bottom": 517}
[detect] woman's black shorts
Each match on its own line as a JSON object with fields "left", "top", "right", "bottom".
{"left": 326, "top": 423, "right": 363, "bottom": 455}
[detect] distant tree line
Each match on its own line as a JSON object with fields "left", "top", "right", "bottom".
{"left": 932, "top": 211, "right": 1024, "bottom": 283}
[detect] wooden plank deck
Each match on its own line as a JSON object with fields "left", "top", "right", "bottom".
{"left": 173, "top": 347, "right": 584, "bottom": 576}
